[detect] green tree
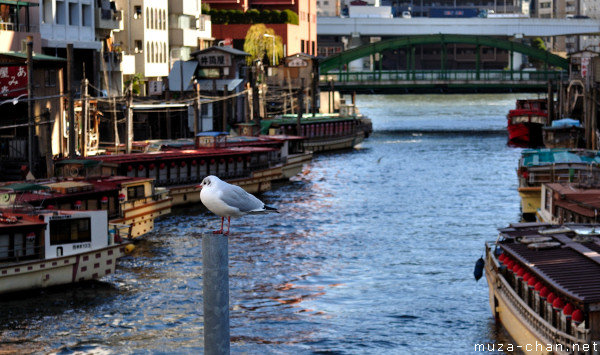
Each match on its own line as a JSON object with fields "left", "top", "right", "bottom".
{"left": 529, "top": 37, "right": 548, "bottom": 69}
{"left": 243, "top": 24, "right": 283, "bottom": 66}
{"left": 124, "top": 73, "right": 144, "bottom": 95}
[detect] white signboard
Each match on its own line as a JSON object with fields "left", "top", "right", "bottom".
{"left": 149, "top": 80, "right": 163, "bottom": 95}
{"left": 197, "top": 50, "right": 232, "bottom": 67}
{"left": 287, "top": 57, "right": 308, "bottom": 67}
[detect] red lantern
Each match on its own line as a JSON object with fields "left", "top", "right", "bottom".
{"left": 553, "top": 297, "right": 565, "bottom": 310}
{"left": 181, "top": 161, "right": 186, "bottom": 167}
{"left": 228, "top": 157, "right": 234, "bottom": 163}
{"left": 246, "top": 156, "right": 252, "bottom": 162}
{"left": 149, "top": 163, "right": 155, "bottom": 170}
{"left": 563, "top": 303, "right": 574, "bottom": 316}
{"left": 127, "top": 165, "right": 133, "bottom": 172}
{"left": 138, "top": 164, "right": 144, "bottom": 171}
{"left": 200, "top": 160, "right": 206, "bottom": 166}
{"left": 237, "top": 156, "right": 243, "bottom": 162}
{"left": 572, "top": 309, "right": 584, "bottom": 324}
{"left": 171, "top": 162, "right": 176, "bottom": 168}
{"left": 160, "top": 163, "right": 166, "bottom": 170}
{"left": 528, "top": 277, "right": 537, "bottom": 288}
{"left": 74, "top": 200, "right": 82, "bottom": 209}
{"left": 522, "top": 271, "right": 530, "bottom": 281}
{"left": 547, "top": 292, "right": 556, "bottom": 304}
{"left": 219, "top": 158, "right": 225, "bottom": 164}
{"left": 534, "top": 282, "right": 543, "bottom": 292}
{"left": 119, "top": 193, "right": 126, "bottom": 201}
{"left": 540, "top": 286, "right": 549, "bottom": 299}
{"left": 210, "top": 159, "right": 215, "bottom": 165}
{"left": 192, "top": 160, "right": 197, "bottom": 166}
{"left": 101, "top": 196, "right": 108, "bottom": 204}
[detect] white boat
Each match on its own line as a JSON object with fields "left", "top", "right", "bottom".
{"left": 0, "top": 208, "right": 133, "bottom": 295}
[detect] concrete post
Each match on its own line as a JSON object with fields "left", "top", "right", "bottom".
{"left": 202, "top": 233, "right": 230, "bottom": 355}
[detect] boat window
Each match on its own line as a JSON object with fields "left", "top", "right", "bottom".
{"left": 0, "top": 234, "right": 8, "bottom": 258}
{"left": 49, "top": 217, "right": 92, "bottom": 245}
{"left": 127, "top": 185, "right": 145, "bottom": 200}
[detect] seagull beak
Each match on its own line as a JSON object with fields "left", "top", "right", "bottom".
{"left": 195, "top": 184, "right": 203, "bottom": 190}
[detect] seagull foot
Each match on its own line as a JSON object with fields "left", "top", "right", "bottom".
{"left": 212, "top": 230, "right": 223, "bottom": 234}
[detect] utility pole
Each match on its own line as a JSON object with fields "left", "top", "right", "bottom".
{"left": 222, "top": 84, "right": 228, "bottom": 132}
{"left": 126, "top": 82, "right": 133, "bottom": 154}
{"left": 67, "top": 43, "right": 76, "bottom": 158}
{"left": 26, "top": 36, "right": 34, "bottom": 173}
{"left": 193, "top": 80, "right": 200, "bottom": 137}
{"left": 296, "top": 78, "right": 304, "bottom": 134}
{"left": 81, "top": 77, "right": 89, "bottom": 157}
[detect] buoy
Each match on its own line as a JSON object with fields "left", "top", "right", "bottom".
{"left": 473, "top": 257, "right": 484, "bottom": 281}
{"left": 125, "top": 244, "right": 135, "bottom": 254}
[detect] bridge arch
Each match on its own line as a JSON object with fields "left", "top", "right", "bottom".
{"left": 319, "top": 34, "right": 569, "bottom": 73}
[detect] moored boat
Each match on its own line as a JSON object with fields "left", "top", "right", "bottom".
{"left": 507, "top": 98, "right": 548, "bottom": 148}
{"left": 542, "top": 118, "right": 585, "bottom": 149}
{"left": 0, "top": 207, "right": 133, "bottom": 296}
{"left": 0, "top": 174, "right": 172, "bottom": 239}
{"left": 538, "top": 183, "right": 600, "bottom": 224}
{"left": 262, "top": 102, "right": 373, "bottom": 153}
{"left": 517, "top": 149, "right": 600, "bottom": 221}
{"left": 485, "top": 222, "right": 600, "bottom": 354}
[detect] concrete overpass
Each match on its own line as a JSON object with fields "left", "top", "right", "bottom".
{"left": 318, "top": 17, "right": 600, "bottom": 38}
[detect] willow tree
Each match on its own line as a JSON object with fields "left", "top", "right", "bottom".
{"left": 243, "top": 24, "right": 283, "bottom": 66}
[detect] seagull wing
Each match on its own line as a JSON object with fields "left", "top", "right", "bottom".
{"left": 219, "top": 183, "right": 266, "bottom": 213}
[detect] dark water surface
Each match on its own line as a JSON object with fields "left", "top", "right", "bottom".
{"left": 0, "top": 93, "right": 533, "bottom": 354}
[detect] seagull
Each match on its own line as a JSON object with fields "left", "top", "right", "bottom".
{"left": 198, "top": 175, "right": 278, "bottom": 235}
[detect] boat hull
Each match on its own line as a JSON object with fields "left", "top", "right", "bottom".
{"left": 485, "top": 265, "right": 549, "bottom": 355}
{"left": 0, "top": 244, "right": 128, "bottom": 295}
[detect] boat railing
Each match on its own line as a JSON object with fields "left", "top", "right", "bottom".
{"left": 0, "top": 244, "right": 43, "bottom": 264}
{"left": 523, "top": 167, "right": 600, "bottom": 187}
{"left": 108, "top": 222, "right": 132, "bottom": 243}
{"left": 486, "top": 242, "right": 598, "bottom": 354}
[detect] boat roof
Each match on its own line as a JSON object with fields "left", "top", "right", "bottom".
{"left": 520, "top": 149, "right": 600, "bottom": 167}
{"left": 73, "top": 148, "right": 252, "bottom": 165}
{"left": 499, "top": 223, "right": 600, "bottom": 305}
{"left": 546, "top": 183, "right": 600, "bottom": 217}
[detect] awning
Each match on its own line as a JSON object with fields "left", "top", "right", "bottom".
{"left": 197, "top": 79, "right": 244, "bottom": 92}
{"left": 0, "top": 0, "right": 39, "bottom": 6}
{"left": 0, "top": 183, "right": 49, "bottom": 192}
{"left": 168, "top": 60, "right": 198, "bottom": 92}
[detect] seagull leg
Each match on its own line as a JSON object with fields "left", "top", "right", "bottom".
{"left": 213, "top": 217, "right": 224, "bottom": 234}
{"left": 224, "top": 216, "right": 231, "bottom": 235}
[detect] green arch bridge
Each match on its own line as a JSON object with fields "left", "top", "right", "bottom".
{"left": 318, "top": 34, "right": 569, "bottom": 93}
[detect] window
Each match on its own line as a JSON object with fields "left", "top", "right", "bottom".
{"left": 69, "top": 2, "right": 79, "bottom": 26}
{"left": 135, "top": 39, "right": 143, "bottom": 53}
{"left": 45, "top": 69, "right": 57, "bottom": 87}
{"left": 42, "top": 0, "right": 52, "bottom": 24}
{"left": 56, "top": 0, "right": 66, "bottom": 25}
{"left": 134, "top": 5, "right": 142, "bottom": 19}
{"left": 82, "top": 4, "right": 92, "bottom": 27}
{"left": 50, "top": 218, "right": 92, "bottom": 245}
{"left": 127, "top": 185, "right": 145, "bottom": 200}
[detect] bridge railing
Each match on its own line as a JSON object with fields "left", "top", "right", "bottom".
{"left": 320, "top": 69, "right": 568, "bottom": 84}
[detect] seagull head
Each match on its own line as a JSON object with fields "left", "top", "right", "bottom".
{"left": 197, "top": 175, "right": 219, "bottom": 190}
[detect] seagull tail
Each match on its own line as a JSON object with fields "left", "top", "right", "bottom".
{"left": 247, "top": 205, "right": 279, "bottom": 214}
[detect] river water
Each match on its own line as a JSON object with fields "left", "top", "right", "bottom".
{"left": 0, "top": 93, "right": 533, "bottom": 354}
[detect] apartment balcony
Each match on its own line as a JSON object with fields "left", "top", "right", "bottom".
{"left": 95, "top": 8, "right": 123, "bottom": 31}
{"left": 170, "top": 0, "right": 201, "bottom": 16}
{"left": 170, "top": 28, "right": 199, "bottom": 48}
